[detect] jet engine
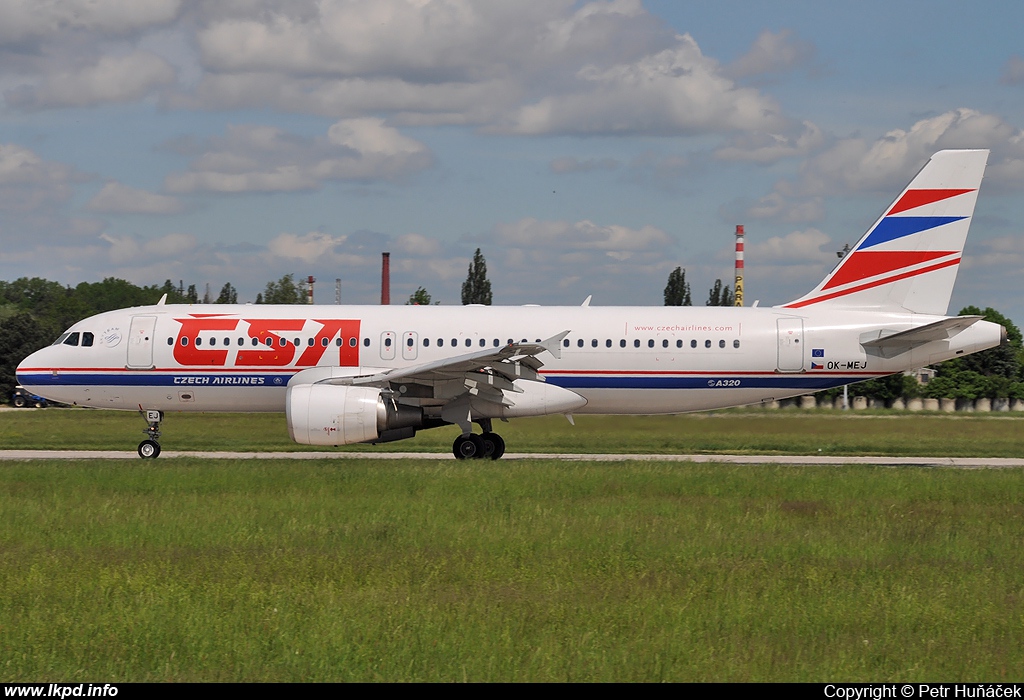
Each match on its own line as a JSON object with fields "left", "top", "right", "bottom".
{"left": 286, "top": 384, "right": 423, "bottom": 446}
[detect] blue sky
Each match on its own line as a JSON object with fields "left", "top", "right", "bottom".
{"left": 2, "top": 0, "right": 1024, "bottom": 320}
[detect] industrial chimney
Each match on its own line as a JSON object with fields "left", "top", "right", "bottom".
{"left": 734, "top": 225, "right": 744, "bottom": 307}
{"left": 381, "top": 252, "right": 390, "bottom": 305}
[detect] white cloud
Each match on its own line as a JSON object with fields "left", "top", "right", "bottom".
{"left": 99, "top": 231, "right": 197, "bottom": 265}
{"left": 727, "top": 29, "right": 815, "bottom": 80}
{"left": 494, "top": 218, "right": 672, "bottom": 255}
{"left": 87, "top": 182, "right": 183, "bottom": 214}
{"left": 499, "top": 38, "right": 787, "bottom": 136}
{"left": 165, "top": 118, "right": 433, "bottom": 193}
{"left": 0, "top": 143, "right": 76, "bottom": 212}
{"left": 0, "top": 0, "right": 181, "bottom": 44}
{"left": 1001, "top": 55, "right": 1024, "bottom": 86}
{"left": 550, "top": 157, "right": 620, "bottom": 174}
{"left": 748, "top": 228, "right": 834, "bottom": 264}
{"left": 715, "top": 121, "right": 824, "bottom": 164}
{"left": 787, "top": 109, "right": 1024, "bottom": 196}
{"left": 6, "top": 51, "right": 176, "bottom": 109}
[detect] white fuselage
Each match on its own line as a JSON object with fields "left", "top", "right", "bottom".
{"left": 16, "top": 303, "right": 1003, "bottom": 415}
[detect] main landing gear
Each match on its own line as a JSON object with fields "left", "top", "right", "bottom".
{"left": 138, "top": 409, "right": 162, "bottom": 459}
{"left": 452, "top": 419, "right": 506, "bottom": 460}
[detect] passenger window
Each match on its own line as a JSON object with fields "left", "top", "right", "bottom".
{"left": 424, "top": 338, "right": 430, "bottom": 347}
{"left": 364, "top": 338, "right": 370, "bottom": 347}
{"left": 507, "top": 339, "right": 514, "bottom": 345}
{"left": 350, "top": 338, "right": 357, "bottom": 347}
{"left": 633, "top": 339, "right": 640, "bottom": 348}
{"left": 676, "top": 340, "right": 682, "bottom": 348}
{"left": 279, "top": 338, "right": 286, "bottom": 347}
{"left": 605, "top": 339, "right": 612, "bottom": 348}
{"left": 82, "top": 332, "right": 94, "bottom": 347}
{"left": 384, "top": 337, "right": 392, "bottom": 348}
{"left": 691, "top": 340, "right": 697, "bottom": 348}
{"left": 409, "top": 338, "right": 415, "bottom": 347}
{"left": 195, "top": 337, "right": 202, "bottom": 346}
{"left": 591, "top": 339, "right": 598, "bottom": 348}
{"left": 620, "top": 339, "right": 626, "bottom": 348}
{"left": 479, "top": 339, "right": 485, "bottom": 347}
{"left": 648, "top": 339, "right": 655, "bottom": 348}
{"left": 181, "top": 337, "right": 189, "bottom": 346}
{"left": 563, "top": 339, "right": 570, "bottom": 347}
{"left": 662, "top": 339, "right": 668, "bottom": 348}
{"left": 705, "top": 340, "right": 711, "bottom": 348}
{"left": 336, "top": 338, "right": 342, "bottom": 347}
{"left": 265, "top": 338, "right": 273, "bottom": 347}
{"left": 719, "top": 340, "right": 726, "bottom": 348}
{"left": 167, "top": 338, "right": 173, "bottom": 346}
{"left": 252, "top": 338, "right": 259, "bottom": 346}
{"left": 322, "top": 337, "right": 329, "bottom": 347}
{"left": 465, "top": 339, "right": 471, "bottom": 347}
{"left": 451, "top": 339, "right": 457, "bottom": 347}
{"left": 493, "top": 339, "right": 499, "bottom": 347}
{"left": 63, "top": 332, "right": 80, "bottom": 346}
{"left": 577, "top": 339, "right": 584, "bottom": 348}
{"left": 209, "top": 337, "right": 216, "bottom": 346}
{"left": 307, "top": 338, "right": 314, "bottom": 346}
{"left": 733, "top": 340, "right": 741, "bottom": 349}
{"left": 224, "top": 337, "right": 230, "bottom": 346}
{"left": 238, "top": 338, "right": 244, "bottom": 346}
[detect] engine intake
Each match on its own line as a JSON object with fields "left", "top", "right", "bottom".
{"left": 286, "top": 384, "right": 423, "bottom": 446}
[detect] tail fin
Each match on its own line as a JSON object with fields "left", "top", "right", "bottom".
{"left": 782, "top": 149, "right": 989, "bottom": 315}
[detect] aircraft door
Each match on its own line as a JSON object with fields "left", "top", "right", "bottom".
{"left": 402, "top": 331, "right": 418, "bottom": 361}
{"left": 127, "top": 315, "right": 157, "bottom": 369}
{"left": 776, "top": 318, "right": 804, "bottom": 372}
{"left": 380, "top": 331, "right": 396, "bottom": 361}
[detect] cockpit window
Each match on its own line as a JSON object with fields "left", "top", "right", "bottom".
{"left": 63, "top": 332, "right": 80, "bottom": 347}
{"left": 81, "top": 332, "right": 94, "bottom": 347}
{"left": 52, "top": 333, "right": 70, "bottom": 346}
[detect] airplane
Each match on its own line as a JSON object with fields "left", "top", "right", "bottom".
{"left": 16, "top": 149, "right": 1004, "bottom": 460}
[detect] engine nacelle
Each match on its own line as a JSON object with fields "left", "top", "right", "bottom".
{"left": 286, "top": 384, "right": 423, "bottom": 446}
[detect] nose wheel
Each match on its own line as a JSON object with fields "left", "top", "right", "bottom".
{"left": 138, "top": 410, "right": 163, "bottom": 459}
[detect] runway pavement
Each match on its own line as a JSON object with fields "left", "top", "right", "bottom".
{"left": 1, "top": 449, "right": 1023, "bottom": 468}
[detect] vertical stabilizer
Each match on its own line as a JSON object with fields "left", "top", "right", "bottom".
{"left": 782, "top": 149, "right": 988, "bottom": 315}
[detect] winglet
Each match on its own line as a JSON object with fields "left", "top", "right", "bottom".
{"left": 541, "top": 330, "right": 570, "bottom": 360}
{"left": 581, "top": 295, "right": 592, "bottom": 307}
{"left": 157, "top": 294, "right": 167, "bottom": 306}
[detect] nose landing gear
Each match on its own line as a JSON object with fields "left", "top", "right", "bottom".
{"left": 138, "top": 410, "right": 162, "bottom": 459}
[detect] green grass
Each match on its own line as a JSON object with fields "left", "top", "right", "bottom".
{"left": 4, "top": 408, "right": 1024, "bottom": 456}
{"left": 1, "top": 459, "right": 1023, "bottom": 681}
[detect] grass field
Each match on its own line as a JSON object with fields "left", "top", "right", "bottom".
{"left": 2, "top": 458, "right": 1023, "bottom": 681}
{"left": 4, "top": 407, "right": 1024, "bottom": 456}
{"left": 3, "top": 410, "right": 1024, "bottom": 681}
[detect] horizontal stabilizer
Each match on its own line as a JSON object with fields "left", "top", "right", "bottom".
{"left": 860, "top": 315, "right": 984, "bottom": 352}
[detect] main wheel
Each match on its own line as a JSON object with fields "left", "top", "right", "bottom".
{"left": 453, "top": 434, "right": 484, "bottom": 460}
{"left": 138, "top": 440, "right": 161, "bottom": 459}
{"left": 480, "top": 432, "right": 506, "bottom": 460}
{"left": 12, "top": 396, "right": 25, "bottom": 408}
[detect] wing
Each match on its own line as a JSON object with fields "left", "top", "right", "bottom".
{"left": 288, "top": 331, "right": 572, "bottom": 432}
